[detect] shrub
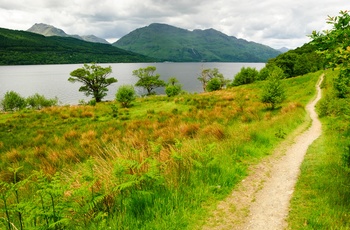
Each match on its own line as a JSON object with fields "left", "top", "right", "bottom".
{"left": 229, "top": 67, "right": 259, "bottom": 86}
{"left": 26, "top": 93, "right": 58, "bottom": 109}
{"left": 165, "top": 85, "right": 182, "bottom": 97}
{"left": 1, "top": 91, "right": 27, "bottom": 111}
{"left": 165, "top": 77, "right": 182, "bottom": 97}
{"left": 116, "top": 85, "right": 136, "bottom": 108}
{"left": 206, "top": 78, "right": 222, "bottom": 92}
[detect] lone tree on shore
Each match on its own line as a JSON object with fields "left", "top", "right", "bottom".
{"left": 132, "top": 66, "right": 166, "bottom": 95}
{"left": 69, "top": 63, "right": 117, "bottom": 102}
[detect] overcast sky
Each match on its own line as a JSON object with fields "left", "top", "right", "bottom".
{"left": 1, "top": 0, "right": 349, "bottom": 49}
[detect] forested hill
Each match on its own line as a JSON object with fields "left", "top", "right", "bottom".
{"left": 0, "top": 28, "right": 156, "bottom": 65}
{"left": 113, "top": 23, "right": 281, "bottom": 62}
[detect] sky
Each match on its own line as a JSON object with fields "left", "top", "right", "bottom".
{"left": 1, "top": 0, "right": 349, "bottom": 49}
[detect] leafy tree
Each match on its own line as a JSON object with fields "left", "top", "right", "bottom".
{"left": 261, "top": 67, "right": 285, "bottom": 109}
{"left": 230, "top": 67, "right": 259, "bottom": 86}
{"left": 198, "top": 68, "right": 227, "bottom": 92}
{"left": 132, "top": 66, "right": 166, "bottom": 95}
{"left": 116, "top": 85, "right": 136, "bottom": 108}
{"left": 310, "top": 10, "right": 350, "bottom": 98}
{"left": 1, "top": 91, "right": 27, "bottom": 111}
{"left": 69, "top": 63, "right": 117, "bottom": 102}
{"left": 165, "top": 77, "right": 182, "bottom": 97}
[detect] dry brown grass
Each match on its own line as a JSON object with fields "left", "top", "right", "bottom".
{"left": 201, "top": 123, "right": 226, "bottom": 140}
{"left": 5, "top": 149, "right": 22, "bottom": 163}
{"left": 179, "top": 123, "right": 200, "bottom": 138}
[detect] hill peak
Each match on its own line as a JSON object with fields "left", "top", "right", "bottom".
{"left": 114, "top": 23, "right": 280, "bottom": 62}
{"left": 27, "top": 23, "right": 109, "bottom": 44}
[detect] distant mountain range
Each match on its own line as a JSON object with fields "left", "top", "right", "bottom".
{"left": 27, "top": 23, "right": 109, "bottom": 44}
{"left": 0, "top": 27, "right": 155, "bottom": 65}
{"left": 277, "top": 47, "right": 290, "bottom": 53}
{"left": 1, "top": 23, "right": 285, "bottom": 64}
{"left": 113, "top": 23, "right": 281, "bottom": 62}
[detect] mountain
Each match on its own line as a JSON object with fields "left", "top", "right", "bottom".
{"left": 27, "top": 23, "right": 109, "bottom": 44}
{"left": 113, "top": 23, "right": 281, "bottom": 62}
{"left": 277, "top": 47, "right": 290, "bottom": 53}
{"left": 0, "top": 27, "right": 156, "bottom": 65}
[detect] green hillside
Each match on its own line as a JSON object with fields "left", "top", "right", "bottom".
{"left": 114, "top": 23, "right": 281, "bottom": 62}
{"left": 0, "top": 27, "right": 156, "bottom": 65}
{"left": 0, "top": 70, "right": 320, "bottom": 229}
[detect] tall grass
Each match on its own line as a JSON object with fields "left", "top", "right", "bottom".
{"left": 0, "top": 72, "right": 320, "bottom": 229}
{"left": 288, "top": 69, "right": 350, "bottom": 229}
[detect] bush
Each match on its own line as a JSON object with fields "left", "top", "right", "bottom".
{"left": 165, "top": 77, "right": 182, "bottom": 97}
{"left": 206, "top": 78, "right": 222, "bottom": 92}
{"left": 229, "top": 67, "right": 259, "bottom": 86}
{"left": 165, "top": 85, "right": 182, "bottom": 97}
{"left": 116, "top": 85, "right": 136, "bottom": 108}
{"left": 1, "top": 91, "right": 27, "bottom": 111}
{"left": 27, "top": 93, "right": 58, "bottom": 109}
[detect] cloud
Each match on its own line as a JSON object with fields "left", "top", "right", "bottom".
{"left": 0, "top": 0, "right": 349, "bottom": 49}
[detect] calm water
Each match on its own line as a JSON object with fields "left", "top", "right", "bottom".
{"left": 0, "top": 62, "right": 265, "bottom": 105}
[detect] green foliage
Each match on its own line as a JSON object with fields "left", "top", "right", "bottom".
{"left": 267, "top": 43, "right": 324, "bottom": 78}
{"left": 229, "top": 67, "right": 259, "bottom": 86}
{"left": 26, "top": 93, "right": 58, "bottom": 109}
{"left": 132, "top": 66, "right": 166, "bottom": 95}
{"left": 0, "top": 28, "right": 156, "bottom": 65}
{"left": 310, "top": 10, "right": 350, "bottom": 97}
{"left": 69, "top": 63, "right": 117, "bottom": 102}
{"left": 1, "top": 91, "right": 26, "bottom": 111}
{"left": 165, "top": 77, "right": 182, "bottom": 97}
{"left": 198, "top": 68, "right": 227, "bottom": 92}
{"left": 114, "top": 23, "right": 280, "bottom": 62}
{"left": 261, "top": 67, "right": 286, "bottom": 109}
{"left": 206, "top": 77, "right": 222, "bottom": 92}
{"left": 116, "top": 85, "right": 136, "bottom": 108}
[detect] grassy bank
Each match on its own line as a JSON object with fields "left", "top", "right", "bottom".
{"left": 0, "top": 72, "right": 319, "bottom": 229}
{"left": 288, "top": 69, "right": 350, "bottom": 229}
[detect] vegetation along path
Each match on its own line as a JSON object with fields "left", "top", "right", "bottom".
{"left": 203, "top": 74, "right": 324, "bottom": 230}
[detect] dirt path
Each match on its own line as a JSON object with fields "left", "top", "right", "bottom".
{"left": 202, "top": 74, "right": 324, "bottom": 230}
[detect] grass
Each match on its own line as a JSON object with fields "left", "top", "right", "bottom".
{"left": 0, "top": 71, "right": 320, "bottom": 229}
{"left": 288, "top": 69, "right": 350, "bottom": 229}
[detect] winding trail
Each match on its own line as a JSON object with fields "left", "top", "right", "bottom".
{"left": 203, "top": 74, "right": 324, "bottom": 230}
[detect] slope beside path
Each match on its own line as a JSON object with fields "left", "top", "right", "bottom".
{"left": 202, "top": 74, "right": 324, "bottom": 230}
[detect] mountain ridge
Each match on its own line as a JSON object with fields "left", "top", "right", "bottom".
{"left": 27, "top": 23, "right": 110, "bottom": 44}
{"left": 0, "top": 27, "right": 156, "bottom": 65}
{"left": 113, "top": 23, "right": 281, "bottom": 62}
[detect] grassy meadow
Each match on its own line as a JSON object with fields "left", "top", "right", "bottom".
{"left": 0, "top": 72, "right": 320, "bottom": 229}
{"left": 288, "top": 69, "right": 350, "bottom": 229}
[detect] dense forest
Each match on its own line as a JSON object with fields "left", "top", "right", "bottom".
{"left": 0, "top": 28, "right": 156, "bottom": 65}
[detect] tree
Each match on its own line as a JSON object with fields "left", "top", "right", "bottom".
{"left": 116, "top": 85, "right": 136, "bottom": 108}
{"left": 165, "top": 77, "right": 182, "bottom": 97}
{"left": 69, "top": 63, "right": 117, "bottom": 102}
{"left": 230, "top": 67, "right": 259, "bottom": 86}
{"left": 198, "top": 68, "right": 227, "bottom": 92}
{"left": 310, "top": 10, "right": 350, "bottom": 98}
{"left": 132, "top": 66, "right": 166, "bottom": 95}
{"left": 261, "top": 67, "right": 285, "bottom": 109}
{"left": 1, "top": 91, "right": 27, "bottom": 111}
